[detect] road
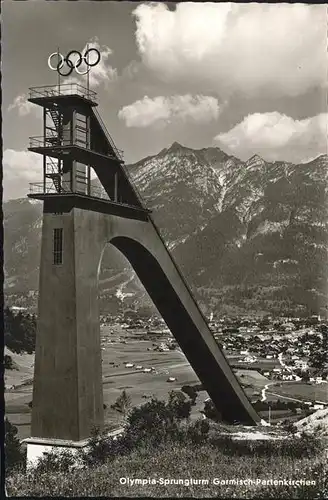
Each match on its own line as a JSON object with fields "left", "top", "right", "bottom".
{"left": 261, "top": 352, "right": 304, "bottom": 402}
{"left": 261, "top": 381, "right": 280, "bottom": 402}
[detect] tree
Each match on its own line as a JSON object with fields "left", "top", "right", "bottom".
{"left": 187, "top": 418, "right": 210, "bottom": 444}
{"left": 111, "top": 390, "right": 131, "bottom": 419}
{"left": 125, "top": 397, "right": 172, "bottom": 446}
{"left": 5, "top": 418, "right": 25, "bottom": 474}
{"left": 181, "top": 385, "right": 198, "bottom": 405}
{"left": 124, "top": 393, "right": 193, "bottom": 447}
{"left": 4, "top": 355, "right": 14, "bottom": 370}
{"left": 4, "top": 307, "right": 37, "bottom": 354}
{"left": 282, "top": 420, "right": 297, "bottom": 434}
{"left": 167, "top": 391, "right": 192, "bottom": 421}
{"left": 202, "top": 399, "right": 222, "bottom": 422}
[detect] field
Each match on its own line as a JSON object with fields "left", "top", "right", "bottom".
{"left": 5, "top": 325, "right": 323, "bottom": 440}
{"left": 5, "top": 325, "right": 208, "bottom": 439}
{"left": 100, "top": 328, "right": 205, "bottom": 428}
{"left": 230, "top": 359, "right": 281, "bottom": 371}
{"left": 267, "top": 381, "right": 328, "bottom": 403}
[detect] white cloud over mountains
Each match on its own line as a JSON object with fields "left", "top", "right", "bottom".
{"left": 214, "top": 112, "right": 328, "bottom": 162}
{"left": 133, "top": 3, "right": 327, "bottom": 98}
{"left": 118, "top": 94, "right": 221, "bottom": 128}
{"left": 8, "top": 95, "right": 38, "bottom": 117}
{"left": 3, "top": 149, "right": 42, "bottom": 200}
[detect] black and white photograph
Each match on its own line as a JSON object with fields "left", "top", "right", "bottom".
{"left": 2, "top": 1, "right": 328, "bottom": 498}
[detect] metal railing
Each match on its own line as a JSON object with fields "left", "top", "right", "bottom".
{"left": 29, "top": 181, "right": 69, "bottom": 195}
{"left": 29, "top": 181, "right": 110, "bottom": 201}
{"left": 29, "top": 84, "right": 97, "bottom": 102}
{"left": 90, "top": 108, "right": 147, "bottom": 208}
{"left": 92, "top": 108, "right": 124, "bottom": 161}
{"left": 29, "top": 136, "right": 72, "bottom": 148}
{"left": 121, "top": 163, "right": 145, "bottom": 207}
{"left": 29, "top": 136, "right": 122, "bottom": 166}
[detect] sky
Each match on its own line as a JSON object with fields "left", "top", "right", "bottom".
{"left": 2, "top": 1, "right": 327, "bottom": 200}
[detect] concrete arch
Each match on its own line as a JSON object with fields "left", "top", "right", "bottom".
{"left": 102, "top": 231, "right": 259, "bottom": 425}
{"left": 32, "top": 208, "right": 258, "bottom": 444}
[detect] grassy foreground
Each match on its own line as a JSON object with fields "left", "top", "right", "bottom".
{"left": 6, "top": 393, "right": 328, "bottom": 498}
{"left": 7, "top": 443, "right": 328, "bottom": 498}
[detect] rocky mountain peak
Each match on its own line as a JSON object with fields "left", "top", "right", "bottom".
{"left": 156, "top": 141, "right": 188, "bottom": 158}
{"left": 245, "top": 154, "right": 266, "bottom": 169}
{"left": 169, "top": 141, "right": 185, "bottom": 150}
{"left": 4, "top": 143, "right": 328, "bottom": 317}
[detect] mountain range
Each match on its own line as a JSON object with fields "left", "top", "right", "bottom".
{"left": 4, "top": 143, "right": 328, "bottom": 317}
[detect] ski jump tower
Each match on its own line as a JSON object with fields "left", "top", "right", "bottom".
{"left": 25, "top": 83, "right": 259, "bottom": 462}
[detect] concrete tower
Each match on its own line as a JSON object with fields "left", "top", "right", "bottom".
{"left": 23, "top": 83, "right": 259, "bottom": 464}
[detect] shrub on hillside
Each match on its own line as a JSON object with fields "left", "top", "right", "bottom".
{"left": 32, "top": 449, "right": 80, "bottom": 474}
{"left": 167, "top": 390, "right": 192, "bottom": 421}
{"left": 181, "top": 385, "right": 197, "bottom": 404}
{"left": 4, "top": 354, "right": 15, "bottom": 370}
{"left": 186, "top": 418, "right": 210, "bottom": 444}
{"left": 4, "top": 307, "right": 36, "bottom": 354}
{"left": 110, "top": 390, "right": 131, "bottom": 418}
{"left": 208, "top": 431, "right": 323, "bottom": 459}
{"left": 124, "top": 397, "right": 178, "bottom": 448}
{"left": 83, "top": 392, "right": 194, "bottom": 466}
{"left": 202, "top": 399, "right": 222, "bottom": 422}
{"left": 16, "top": 394, "right": 325, "bottom": 477}
{"left": 282, "top": 420, "right": 298, "bottom": 434}
{"left": 7, "top": 444, "right": 328, "bottom": 498}
{"left": 78, "top": 426, "right": 118, "bottom": 468}
{"left": 5, "top": 419, "right": 26, "bottom": 475}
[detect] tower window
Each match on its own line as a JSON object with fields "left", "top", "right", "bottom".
{"left": 53, "top": 228, "right": 63, "bottom": 265}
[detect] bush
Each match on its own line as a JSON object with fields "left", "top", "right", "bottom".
{"left": 4, "top": 307, "right": 36, "bottom": 354}
{"left": 78, "top": 426, "right": 120, "bottom": 468}
{"left": 208, "top": 431, "right": 323, "bottom": 459}
{"left": 186, "top": 418, "right": 210, "bottom": 444}
{"left": 167, "top": 391, "right": 192, "bottom": 421}
{"left": 181, "top": 385, "right": 197, "bottom": 405}
{"left": 32, "top": 449, "right": 79, "bottom": 474}
{"left": 5, "top": 419, "right": 26, "bottom": 475}
{"left": 4, "top": 354, "right": 15, "bottom": 370}
{"left": 124, "top": 397, "right": 176, "bottom": 448}
{"left": 282, "top": 420, "right": 297, "bottom": 434}
{"left": 202, "top": 399, "right": 222, "bottom": 422}
{"left": 110, "top": 390, "right": 131, "bottom": 418}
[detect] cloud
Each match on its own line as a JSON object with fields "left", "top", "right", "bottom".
{"left": 214, "top": 112, "right": 328, "bottom": 163}
{"left": 7, "top": 94, "right": 38, "bottom": 117}
{"left": 133, "top": 3, "right": 326, "bottom": 98}
{"left": 3, "top": 149, "right": 101, "bottom": 200}
{"left": 3, "top": 149, "right": 42, "bottom": 200}
{"left": 118, "top": 94, "right": 221, "bottom": 128}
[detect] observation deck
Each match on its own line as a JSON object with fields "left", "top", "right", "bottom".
{"left": 28, "top": 181, "right": 151, "bottom": 221}
{"left": 28, "top": 136, "right": 124, "bottom": 168}
{"left": 29, "top": 83, "right": 98, "bottom": 108}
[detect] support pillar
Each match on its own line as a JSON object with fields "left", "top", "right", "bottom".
{"left": 30, "top": 210, "right": 104, "bottom": 445}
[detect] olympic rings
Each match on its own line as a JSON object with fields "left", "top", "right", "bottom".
{"left": 48, "top": 48, "right": 101, "bottom": 77}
